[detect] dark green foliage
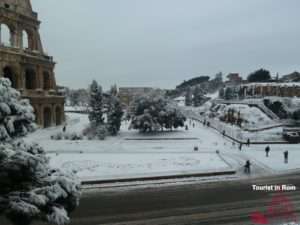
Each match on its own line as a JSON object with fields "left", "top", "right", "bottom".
{"left": 177, "top": 76, "right": 210, "bottom": 89}
{"left": 107, "top": 96, "right": 124, "bottom": 135}
{"left": 263, "top": 99, "right": 288, "bottom": 119}
{"left": 193, "top": 85, "right": 205, "bottom": 107}
{"left": 247, "top": 68, "right": 271, "bottom": 83}
{"left": 129, "top": 93, "right": 186, "bottom": 132}
{"left": 224, "top": 87, "right": 235, "bottom": 100}
{"left": 185, "top": 88, "right": 193, "bottom": 106}
{"left": 88, "top": 80, "right": 104, "bottom": 126}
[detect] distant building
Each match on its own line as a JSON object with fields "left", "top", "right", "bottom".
{"left": 240, "top": 83, "right": 300, "bottom": 98}
{"left": 226, "top": 73, "right": 243, "bottom": 85}
{"left": 118, "top": 87, "right": 155, "bottom": 106}
{"left": 280, "top": 71, "right": 300, "bottom": 82}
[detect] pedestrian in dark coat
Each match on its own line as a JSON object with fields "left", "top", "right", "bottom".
{"left": 239, "top": 143, "right": 243, "bottom": 151}
{"left": 62, "top": 125, "right": 66, "bottom": 133}
{"left": 265, "top": 146, "right": 270, "bottom": 157}
{"left": 247, "top": 138, "right": 250, "bottom": 147}
{"left": 284, "top": 151, "right": 289, "bottom": 164}
{"left": 244, "top": 160, "right": 251, "bottom": 174}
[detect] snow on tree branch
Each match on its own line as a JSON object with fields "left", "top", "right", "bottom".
{"left": 128, "top": 92, "right": 186, "bottom": 132}
{"left": 0, "top": 78, "right": 36, "bottom": 141}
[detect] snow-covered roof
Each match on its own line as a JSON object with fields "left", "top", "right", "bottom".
{"left": 241, "top": 82, "right": 300, "bottom": 87}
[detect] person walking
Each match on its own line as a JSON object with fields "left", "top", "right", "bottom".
{"left": 244, "top": 160, "right": 251, "bottom": 174}
{"left": 62, "top": 124, "right": 67, "bottom": 133}
{"left": 265, "top": 146, "right": 270, "bottom": 157}
{"left": 284, "top": 151, "right": 289, "bottom": 164}
{"left": 239, "top": 143, "right": 243, "bottom": 151}
{"left": 247, "top": 138, "right": 250, "bottom": 147}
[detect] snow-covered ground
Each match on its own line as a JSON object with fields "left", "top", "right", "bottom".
{"left": 50, "top": 152, "right": 231, "bottom": 181}
{"left": 211, "top": 103, "right": 274, "bottom": 129}
{"left": 24, "top": 113, "right": 300, "bottom": 183}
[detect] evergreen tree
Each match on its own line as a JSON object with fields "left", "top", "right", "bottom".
{"left": 247, "top": 68, "right": 271, "bottom": 83}
{"left": 0, "top": 141, "right": 81, "bottom": 225}
{"left": 0, "top": 78, "right": 81, "bottom": 225}
{"left": 110, "top": 84, "right": 118, "bottom": 97}
{"left": 0, "top": 78, "right": 36, "bottom": 141}
{"left": 224, "top": 87, "right": 234, "bottom": 100}
{"left": 193, "top": 85, "right": 204, "bottom": 107}
{"left": 88, "top": 80, "right": 104, "bottom": 126}
{"left": 219, "top": 87, "right": 225, "bottom": 99}
{"left": 185, "top": 87, "right": 193, "bottom": 106}
{"left": 107, "top": 95, "right": 124, "bottom": 135}
{"left": 129, "top": 93, "right": 186, "bottom": 132}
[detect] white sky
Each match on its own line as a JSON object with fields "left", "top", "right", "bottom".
{"left": 31, "top": 0, "right": 300, "bottom": 89}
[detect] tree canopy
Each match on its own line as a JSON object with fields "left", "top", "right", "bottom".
{"left": 247, "top": 69, "right": 271, "bottom": 83}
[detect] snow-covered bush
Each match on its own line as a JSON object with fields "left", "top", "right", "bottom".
{"left": 83, "top": 123, "right": 107, "bottom": 140}
{"left": 0, "top": 141, "right": 81, "bottom": 225}
{"left": 51, "top": 132, "right": 83, "bottom": 141}
{"left": 0, "top": 78, "right": 36, "bottom": 141}
{"left": 129, "top": 93, "right": 186, "bottom": 132}
{"left": 95, "top": 124, "right": 107, "bottom": 140}
{"left": 51, "top": 132, "right": 64, "bottom": 140}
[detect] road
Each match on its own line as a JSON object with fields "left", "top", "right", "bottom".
{"left": 50, "top": 173, "right": 300, "bottom": 225}
{"left": 1, "top": 173, "right": 300, "bottom": 225}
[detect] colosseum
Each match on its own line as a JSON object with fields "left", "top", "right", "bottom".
{"left": 0, "top": 0, "right": 65, "bottom": 127}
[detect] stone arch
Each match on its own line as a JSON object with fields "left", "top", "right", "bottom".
{"left": 55, "top": 106, "right": 63, "bottom": 125}
{"left": 43, "top": 107, "right": 52, "bottom": 128}
{"left": 25, "top": 68, "right": 37, "bottom": 90}
{"left": 0, "top": 23, "right": 12, "bottom": 46}
{"left": 22, "top": 30, "right": 29, "bottom": 49}
{"left": 2, "top": 66, "right": 17, "bottom": 88}
{"left": 43, "top": 71, "right": 51, "bottom": 90}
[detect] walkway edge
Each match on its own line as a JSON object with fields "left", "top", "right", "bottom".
{"left": 81, "top": 170, "right": 236, "bottom": 185}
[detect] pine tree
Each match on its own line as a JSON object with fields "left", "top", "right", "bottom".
{"left": 0, "top": 78, "right": 36, "bottom": 141}
{"left": 110, "top": 84, "right": 118, "bottom": 97}
{"left": 0, "top": 78, "right": 81, "bottom": 225}
{"left": 185, "top": 87, "right": 193, "bottom": 106}
{"left": 107, "top": 95, "right": 124, "bottom": 135}
{"left": 88, "top": 80, "right": 104, "bottom": 126}
{"left": 0, "top": 141, "right": 81, "bottom": 225}
{"left": 193, "top": 85, "right": 204, "bottom": 107}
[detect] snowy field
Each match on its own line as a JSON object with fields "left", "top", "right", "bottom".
{"left": 24, "top": 113, "right": 300, "bottom": 182}
{"left": 49, "top": 152, "right": 231, "bottom": 181}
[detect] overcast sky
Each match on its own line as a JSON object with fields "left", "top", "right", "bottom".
{"left": 31, "top": 0, "right": 300, "bottom": 89}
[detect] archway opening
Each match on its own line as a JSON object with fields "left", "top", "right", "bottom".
{"left": 43, "top": 71, "right": 51, "bottom": 90}
{"left": 22, "top": 30, "right": 29, "bottom": 49}
{"left": 0, "top": 24, "right": 12, "bottom": 46}
{"left": 55, "top": 106, "right": 62, "bottom": 125}
{"left": 3, "top": 66, "right": 17, "bottom": 88}
{"left": 43, "top": 107, "right": 52, "bottom": 128}
{"left": 25, "top": 68, "right": 37, "bottom": 90}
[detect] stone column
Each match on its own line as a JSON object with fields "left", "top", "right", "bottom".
{"left": 51, "top": 104, "right": 56, "bottom": 126}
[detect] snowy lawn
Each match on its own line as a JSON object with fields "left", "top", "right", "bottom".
{"left": 49, "top": 152, "right": 231, "bottom": 181}
{"left": 24, "top": 113, "right": 300, "bottom": 181}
